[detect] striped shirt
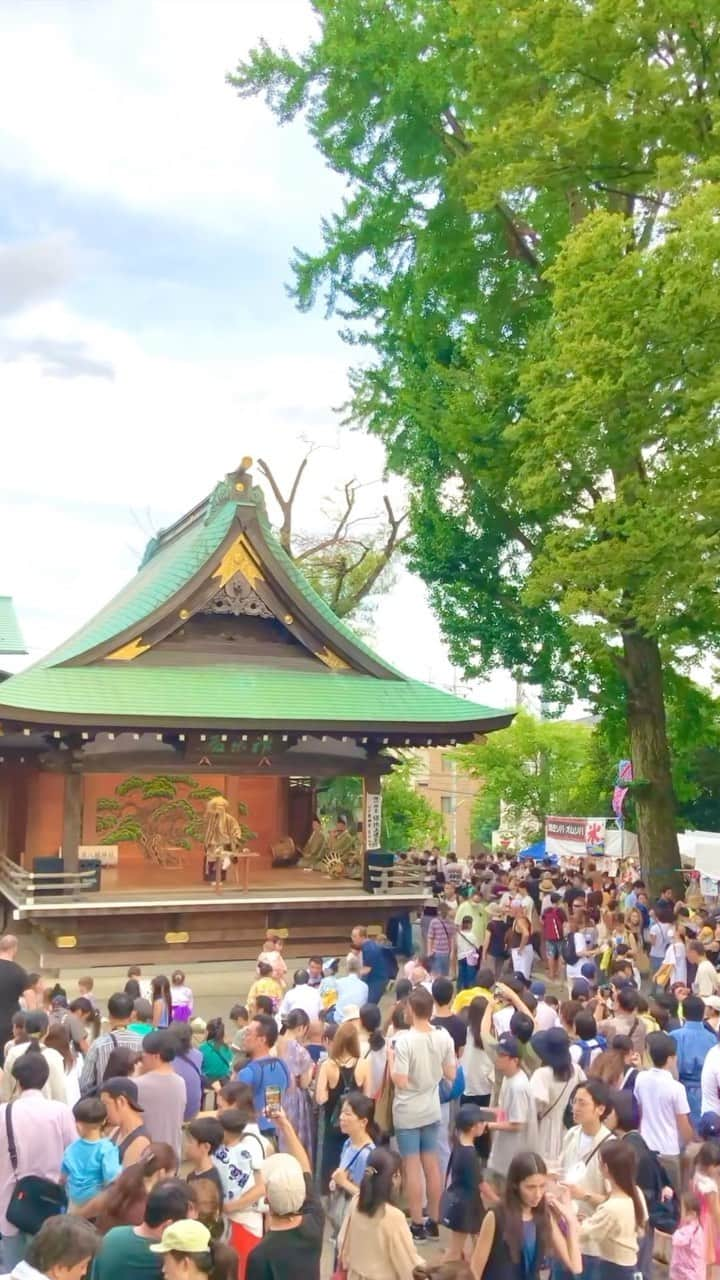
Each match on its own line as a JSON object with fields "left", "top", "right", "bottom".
{"left": 79, "top": 1027, "right": 144, "bottom": 1095}
{"left": 427, "top": 917, "right": 456, "bottom": 956}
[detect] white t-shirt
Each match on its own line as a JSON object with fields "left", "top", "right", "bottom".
{"left": 392, "top": 1025, "right": 455, "bottom": 1129}
{"left": 663, "top": 940, "right": 687, "bottom": 986}
{"left": 535, "top": 1001, "right": 560, "bottom": 1031}
{"left": 488, "top": 1069, "right": 537, "bottom": 1176}
{"left": 493, "top": 1005, "right": 514, "bottom": 1038}
{"left": 649, "top": 921, "right": 673, "bottom": 960}
{"left": 278, "top": 984, "right": 322, "bottom": 1023}
{"left": 566, "top": 932, "right": 588, "bottom": 983}
{"left": 213, "top": 1125, "right": 269, "bottom": 1235}
{"left": 701, "top": 1043, "right": 720, "bottom": 1117}
{"left": 694, "top": 959, "right": 720, "bottom": 999}
{"left": 634, "top": 1067, "right": 690, "bottom": 1156}
{"left": 462, "top": 1035, "right": 494, "bottom": 1097}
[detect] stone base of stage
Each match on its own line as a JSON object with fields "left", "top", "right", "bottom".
{"left": 2, "top": 868, "right": 425, "bottom": 968}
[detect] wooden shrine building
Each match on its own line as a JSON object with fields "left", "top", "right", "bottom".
{"left": 0, "top": 461, "right": 512, "bottom": 963}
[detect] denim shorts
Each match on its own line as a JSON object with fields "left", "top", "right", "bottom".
{"left": 429, "top": 954, "right": 450, "bottom": 977}
{"left": 395, "top": 1121, "right": 440, "bottom": 1157}
{"left": 545, "top": 940, "right": 562, "bottom": 959}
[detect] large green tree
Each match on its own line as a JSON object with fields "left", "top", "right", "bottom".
{"left": 233, "top": 2, "right": 720, "bottom": 890}
{"left": 456, "top": 710, "right": 612, "bottom": 845}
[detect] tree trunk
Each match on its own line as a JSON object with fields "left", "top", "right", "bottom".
{"left": 621, "top": 629, "right": 681, "bottom": 896}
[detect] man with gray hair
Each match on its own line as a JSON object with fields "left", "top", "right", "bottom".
{"left": 334, "top": 952, "right": 369, "bottom": 1023}
{"left": 0, "top": 936, "right": 30, "bottom": 1066}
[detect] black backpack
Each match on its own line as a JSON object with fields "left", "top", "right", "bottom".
{"left": 560, "top": 933, "right": 578, "bottom": 966}
{"left": 624, "top": 1132, "right": 679, "bottom": 1233}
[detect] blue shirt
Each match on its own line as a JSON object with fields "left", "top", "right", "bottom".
{"left": 361, "top": 940, "right": 386, "bottom": 985}
{"left": 339, "top": 1138, "right": 374, "bottom": 1185}
{"left": 671, "top": 1021, "right": 718, "bottom": 1086}
{"left": 237, "top": 1056, "right": 290, "bottom": 1134}
{"left": 173, "top": 1047, "right": 203, "bottom": 1121}
{"left": 335, "top": 974, "right": 369, "bottom": 1022}
{"left": 61, "top": 1136, "right": 120, "bottom": 1205}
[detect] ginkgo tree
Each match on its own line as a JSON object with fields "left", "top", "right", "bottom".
{"left": 233, "top": 1, "right": 720, "bottom": 889}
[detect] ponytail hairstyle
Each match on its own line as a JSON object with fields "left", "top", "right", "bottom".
{"left": 357, "top": 1147, "right": 400, "bottom": 1217}
{"left": 359, "top": 1003, "right": 385, "bottom": 1052}
{"left": 23, "top": 1010, "right": 49, "bottom": 1053}
{"left": 100, "top": 1142, "right": 177, "bottom": 1227}
{"left": 167, "top": 1239, "right": 237, "bottom": 1280}
{"left": 600, "top": 1140, "right": 645, "bottom": 1230}
{"left": 341, "top": 1090, "right": 378, "bottom": 1143}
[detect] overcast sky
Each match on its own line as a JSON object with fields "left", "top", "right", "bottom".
{"left": 0, "top": 0, "right": 515, "bottom": 709}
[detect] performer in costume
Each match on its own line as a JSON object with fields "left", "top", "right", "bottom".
{"left": 203, "top": 795, "right": 242, "bottom": 890}
{"left": 301, "top": 817, "right": 329, "bottom": 869}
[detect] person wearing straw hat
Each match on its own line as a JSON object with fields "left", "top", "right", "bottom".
{"left": 150, "top": 1219, "right": 237, "bottom": 1280}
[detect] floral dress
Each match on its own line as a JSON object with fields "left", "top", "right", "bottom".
{"left": 281, "top": 1037, "right": 314, "bottom": 1160}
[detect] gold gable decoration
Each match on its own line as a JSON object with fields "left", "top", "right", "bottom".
{"left": 106, "top": 637, "right": 151, "bottom": 662}
{"left": 314, "top": 646, "right": 351, "bottom": 671}
{"left": 212, "top": 534, "right": 264, "bottom": 590}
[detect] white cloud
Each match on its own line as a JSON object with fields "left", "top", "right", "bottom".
{"left": 0, "top": 235, "right": 75, "bottom": 314}
{"left": 0, "top": 0, "right": 340, "bottom": 233}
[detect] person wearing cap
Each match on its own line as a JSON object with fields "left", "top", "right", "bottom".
{"left": 149, "top": 1217, "right": 237, "bottom": 1280}
{"left": 100, "top": 1076, "right": 150, "bottom": 1167}
{"left": 441, "top": 1104, "right": 486, "bottom": 1261}
{"left": 332, "top": 954, "right": 369, "bottom": 1025}
{"left": 246, "top": 1109, "right": 324, "bottom": 1280}
{"left": 530, "top": 1028, "right": 585, "bottom": 1175}
{"left": 530, "top": 981, "right": 560, "bottom": 1032}
{"left": 135, "top": 1031, "right": 187, "bottom": 1164}
{"left": 485, "top": 1034, "right": 538, "bottom": 1187}
{"left": 541, "top": 893, "right": 567, "bottom": 983}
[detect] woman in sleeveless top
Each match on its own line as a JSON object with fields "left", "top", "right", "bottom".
{"left": 471, "top": 1151, "right": 581, "bottom": 1280}
{"left": 96, "top": 1141, "right": 177, "bottom": 1232}
{"left": 315, "top": 1022, "right": 369, "bottom": 1191}
{"left": 151, "top": 975, "right": 172, "bottom": 1028}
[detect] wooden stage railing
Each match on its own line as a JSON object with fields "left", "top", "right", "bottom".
{"left": 0, "top": 854, "right": 100, "bottom": 907}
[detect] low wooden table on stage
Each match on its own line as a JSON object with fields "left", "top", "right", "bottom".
{"left": 229, "top": 851, "right": 260, "bottom": 892}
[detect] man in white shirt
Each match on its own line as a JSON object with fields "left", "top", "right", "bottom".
{"left": 278, "top": 970, "right": 321, "bottom": 1024}
{"left": 701, "top": 1037, "right": 720, "bottom": 1117}
{"left": 688, "top": 941, "right": 720, "bottom": 998}
{"left": 635, "top": 1031, "right": 693, "bottom": 1187}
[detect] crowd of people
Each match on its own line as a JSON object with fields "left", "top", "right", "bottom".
{"left": 2, "top": 854, "right": 720, "bottom": 1280}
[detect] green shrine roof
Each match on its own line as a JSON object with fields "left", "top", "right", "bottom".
{"left": 0, "top": 597, "right": 26, "bottom": 655}
{"left": 0, "top": 462, "right": 513, "bottom": 741}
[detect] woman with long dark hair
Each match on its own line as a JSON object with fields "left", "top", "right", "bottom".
{"left": 103, "top": 1045, "right": 141, "bottom": 1083}
{"left": 337, "top": 1146, "right": 424, "bottom": 1279}
{"left": 315, "top": 1020, "right": 370, "bottom": 1191}
{"left": 359, "top": 1003, "right": 387, "bottom": 1099}
{"left": 578, "top": 1141, "right": 646, "bottom": 1280}
{"left": 470, "top": 1151, "right": 582, "bottom": 1279}
{"left": 96, "top": 1141, "right": 177, "bottom": 1232}
{"left": 151, "top": 975, "right": 172, "bottom": 1029}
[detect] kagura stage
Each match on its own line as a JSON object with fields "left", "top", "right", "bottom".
{"left": 0, "top": 459, "right": 512, "bottom": 963}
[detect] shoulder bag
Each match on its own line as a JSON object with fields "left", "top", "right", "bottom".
{"left": 5, "top": 1102, "right": 68, "bottom": 1235}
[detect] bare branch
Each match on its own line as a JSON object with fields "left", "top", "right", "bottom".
{"left": 294, "top": 480, "right": 359, "bottom": 561}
